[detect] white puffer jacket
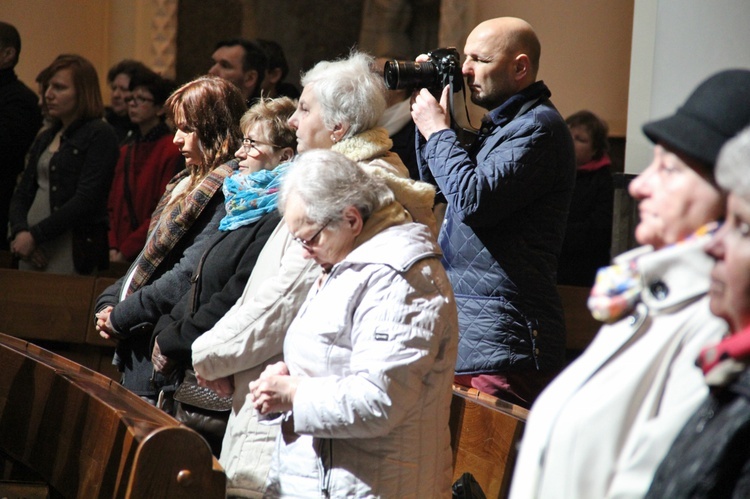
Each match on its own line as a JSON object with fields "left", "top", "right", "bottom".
{"left": 265, "top": 222, "right": 457, "bottom": 498}
{"left": 192, "top": 132, "right": 437, "bottom": 497}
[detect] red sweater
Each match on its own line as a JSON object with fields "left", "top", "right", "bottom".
{"left": 107, "top": 124, "right": 183, "bottom": 260}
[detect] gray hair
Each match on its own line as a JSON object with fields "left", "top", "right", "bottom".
{"left": 279, "top": 150, "right": 395, "bottom": 225}
{"left": 716, "top": 126, "right": 750, "bottom": 202}
{"left": 300, "top": 51, "right": 386, "bottom": 139}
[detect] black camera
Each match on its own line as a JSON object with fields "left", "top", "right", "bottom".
{"left": 383, "top": 47, "right": 463, "bottom": 94}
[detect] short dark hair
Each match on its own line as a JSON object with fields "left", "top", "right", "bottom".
{"left": 566, "top": 110, "right": 610, "bottom": 160}
{"left": 0, "top": 21, "right": 22, "bottom": 67}
{"left": 128, "top": 70, "right": 176, "bottom": 107}
{"left": 214, "top": 38, "right": 268, "bottom": 86}
{"left": 256, "top": 39, "right": 289, "bottom": 81}
{"left": 106, "top": 59, "right": 151, "bottom": 84}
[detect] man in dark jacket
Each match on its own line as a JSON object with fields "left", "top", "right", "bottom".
{"left": 0, "top": 22, "right": 42, "bottom": 249}
{"left": 411, "top": 17, "right": 575, "bottom": 407}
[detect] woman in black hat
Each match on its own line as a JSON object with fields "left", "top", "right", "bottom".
{"left": 510, "top": 69, "right": 750, "bottom": 499}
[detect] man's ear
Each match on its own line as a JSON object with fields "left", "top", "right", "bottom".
{"left": 243, "top": 69, "right": 259, "bottom": 92}
{"left": 513, "top": 54, "right": 530, "bottom": 81}
{"left": 0, "top": 46, "right": 16, "bottom": 69}
{"left": 266, "top": 67, "right": 283, "bottom": 85}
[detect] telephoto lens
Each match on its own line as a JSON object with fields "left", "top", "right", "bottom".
{"left": 383, "top": 48, "right": 463, "bottom": 94}
{"left": 384, "top": 60, "right": 438, "bottom": 90}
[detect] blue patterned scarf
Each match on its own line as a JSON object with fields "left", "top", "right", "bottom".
{"left": 219, "top": 162, "right": 290, "bottom": 231}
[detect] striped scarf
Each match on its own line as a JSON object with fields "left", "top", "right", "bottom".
{"left": 126, "top": 161, "right": 234, "bottom": 295}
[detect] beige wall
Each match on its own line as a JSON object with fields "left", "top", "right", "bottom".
{"left": 625, "top": 0, "right": 750, "bottom": 174}
{"left": 4, "top": 0, "right": 157, "bottom": 103}
{"left": 442, "top": 0, "right": 633, "bottom": 136}
{"left": 5, "top": 0, "right": 631, "bottom": 135}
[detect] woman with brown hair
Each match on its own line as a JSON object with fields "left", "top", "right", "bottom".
{"left": 9, "top": 54, "right": 118, "bottom": 274}
{"left": 95, "top": 75, "right": 246, "bottom": 401}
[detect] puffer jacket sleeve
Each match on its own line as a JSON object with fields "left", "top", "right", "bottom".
{"left": 422, "top": 114, "right": 567, "bottom": 229}
{"left": 292, "top": 260, "right": 456, "bottom": 439}
{"left": 191, "top": 224, "right": 319, "bottom": 380}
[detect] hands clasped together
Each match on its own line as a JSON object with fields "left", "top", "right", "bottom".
{"left": 10, "top": 231, "right": 47, "bottom": 269}
{"left": 247, "top": 361, "right": 300, "bottom": 416}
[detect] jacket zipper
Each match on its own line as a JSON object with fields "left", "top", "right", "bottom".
{"left": 317, "top": 438, "right": 332, "bottom": 497}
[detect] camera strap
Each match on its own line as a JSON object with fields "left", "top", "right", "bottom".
{"left": 447, "top": 72, "right": 459, "bottom": 124}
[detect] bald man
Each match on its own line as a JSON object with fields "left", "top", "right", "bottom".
{"left": 411, "top": 17, "right": 575, "bottom": 407}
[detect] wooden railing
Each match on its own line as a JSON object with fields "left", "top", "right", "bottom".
{"left": 0, "top": 267, "right": 120, "bottom": 379}
{"left": 0, "top": 333, "right": 225, "bottom": 498}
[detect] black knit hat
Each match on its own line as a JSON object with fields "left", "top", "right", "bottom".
{"left": 642, "top": 69, "right": 750, "bottom": 169}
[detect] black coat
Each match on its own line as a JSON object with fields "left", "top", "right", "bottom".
{"left": 0, "top": 68, "right": 42, "bottom": 248}
{"left": 152, "top": 210, "right": 281, "bottom": 366}
{"left": 557, "top": 164, "right": 614, "bottom": 287}
{"left": 9, "top": 117, "right": 118, "bottom": 272}
{"left": 646, "top": 368, "right": 750, "bottom": 499}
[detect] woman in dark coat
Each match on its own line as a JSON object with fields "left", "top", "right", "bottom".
{"left": 150, "top": 97, "right": 297, "bottom": 376}
{"left": 9, "top": 54, "right": 118, "bottom": 274}
{"left": 557, "top": 110, "right": 614, "bottom": 287}
{"left": 95, "top": 76, "right": 246, "bottom": 400}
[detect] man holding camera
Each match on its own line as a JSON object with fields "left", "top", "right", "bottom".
{"left": 411, "top": 17, "right": 575, "bottom": 407}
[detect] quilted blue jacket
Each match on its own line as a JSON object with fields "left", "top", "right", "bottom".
{"left": 418, "top": 81, "right": 575, "bottom": 374}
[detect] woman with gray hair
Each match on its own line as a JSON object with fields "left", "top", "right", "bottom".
{"left": 249, "top": 149, "right": 458, "bottom": 498}
{"left": 289, "top": 50, "right": 436, "bottom": 235}
{"left": 191, "top": 51, "right": 438, "bottom": 497}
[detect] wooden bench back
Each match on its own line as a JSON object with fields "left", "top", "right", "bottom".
{"left": 0, "top": 268, "right": 119, "bottom": 378}
{"left": 558, "top": 284, "right": 601, "bottom": 353}
{"left": 0, "top": 333, "right": 225, "bottom": 498}
{"left": 450, "top": 385, "right": 528, "bottom": 498}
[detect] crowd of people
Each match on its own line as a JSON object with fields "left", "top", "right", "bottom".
{"left": 3, "top": 13, "right": 750, "bottom": 498}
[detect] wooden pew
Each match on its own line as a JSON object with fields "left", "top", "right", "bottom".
{"left": 558, "top": 284, "right": 601, "bottom": 358}
{"left": 450, "top": 385, "right": 528, "bottom": 499}
{"left": 0, "top": 250, "right": 15, "bottom": 269}
{"left": 0, "top": 268, "right": 120, "bottom": 379}
{"left": 0, "top": 333, "right": 225, "bottom": 498}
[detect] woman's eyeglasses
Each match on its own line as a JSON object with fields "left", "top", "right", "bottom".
{"left": 293, "top": 220, "right": 331, "bottom": 250}
{"left": 125, "top": 95, "right": 155, "bottom": 106}
{"left": 242, "top": 137, "right": 279, "bottom": 152}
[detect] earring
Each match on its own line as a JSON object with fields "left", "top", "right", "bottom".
{"left": 331, "top": 135, "right": 337, "bottom": 143}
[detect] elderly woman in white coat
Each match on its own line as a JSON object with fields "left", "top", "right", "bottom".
{"left": 510, "top": 69, "right": 750, "bottom": 499}
{"left": 248, "top": 149, "right": 457, "bottom": 498}
{"left": 191, "top": 51, "right": 436, "bottom": 498}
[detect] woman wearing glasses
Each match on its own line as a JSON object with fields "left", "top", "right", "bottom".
{"left": 191, "top": 51, "right": 437, "bottom": 497}
{"left": 107, "top": 70, "right": 182, "bottom": 263}
{"left": 148, "top": 97, "right": 296, "bottom": 454}
{"left": 249, "top": 150, "right": 457, "bottom": 498}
